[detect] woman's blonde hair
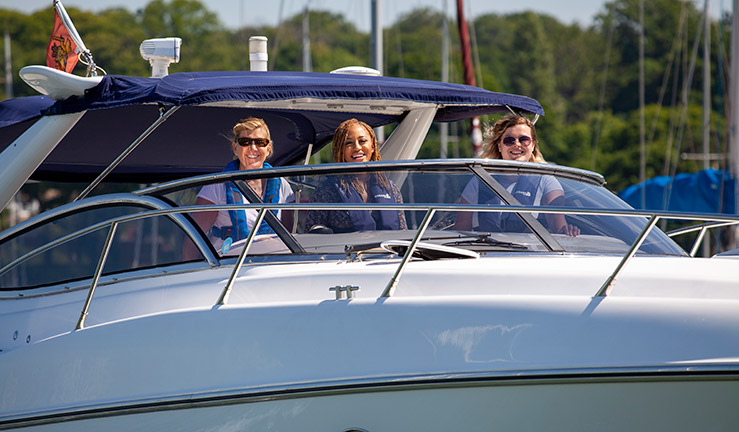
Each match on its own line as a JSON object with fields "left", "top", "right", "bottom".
{"left": 482, "top": 115, "right": 545, "bottom": 163}
{"left": 232, "top": 117, "right": 272, "bottom": 157}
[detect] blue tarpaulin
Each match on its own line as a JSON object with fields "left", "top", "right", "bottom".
{"left": 619, "top": 169, "right": 737, "bottom": 214}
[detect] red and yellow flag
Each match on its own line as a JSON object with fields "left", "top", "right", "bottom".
{"left": 46, "top": 8, "right": 78, "bottom": 73}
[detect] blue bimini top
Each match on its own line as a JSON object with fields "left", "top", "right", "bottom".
{"left": 0, "top": 70, "right": 544, "bottom": 182}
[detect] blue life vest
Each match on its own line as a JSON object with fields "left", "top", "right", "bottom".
{"left": 210, "top": 160, "right": 280, "bottom": 241}
{"left": 333, "top": 174, "right": 400, "bottom": 232}
{"left": 477, "top": 175, "right": 541, "bottom": 232}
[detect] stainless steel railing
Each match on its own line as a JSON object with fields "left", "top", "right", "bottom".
{"left": 2, "top": 198, "right": 738, "bottom": 332}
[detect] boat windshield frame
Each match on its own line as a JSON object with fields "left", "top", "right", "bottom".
{"left": 2, "top": 159, "right": 739, "bottom": 297}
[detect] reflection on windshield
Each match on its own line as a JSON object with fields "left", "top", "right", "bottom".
{"left": 2, "top": 163, "right": 689, "bottom": 289}
{"left": 167, "top": 167, "right": 685, "bottom": 257}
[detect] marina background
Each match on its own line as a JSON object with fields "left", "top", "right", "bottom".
{"left": 0, "top": 0, "right": 734, "bottom": 225}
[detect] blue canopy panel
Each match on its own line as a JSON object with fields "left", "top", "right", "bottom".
{"left": 619, "top": 169, "right": 736, "bottom": 214}
{"left": 0, "top": 71, "right": 543, "bottom": 183}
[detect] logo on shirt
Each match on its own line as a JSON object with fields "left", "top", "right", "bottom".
{"left": 221, "top": 237, "right": 233, "bottom": 255}
{"left": 515, "top": 191, "right": 531, "bottom": 197}
{"left": 375, "top": 193, "right": 391, "bottom": 199}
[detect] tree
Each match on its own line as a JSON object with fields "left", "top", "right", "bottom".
{"left": 596, "top": 0, "right": 703, "bottom": 113}
{"left": 139, "top": 0, "right": 232, "bottom": 73}
{"left": 0, "top": 8, "right": 57, "bottom": 98}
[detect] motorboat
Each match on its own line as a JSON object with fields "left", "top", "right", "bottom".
{"left": 1, "top": 45, "right": 739, "bottom": 431}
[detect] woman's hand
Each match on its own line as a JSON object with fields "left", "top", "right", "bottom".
{"left": 559, "top": 223, "right": 580, "bottom": 237}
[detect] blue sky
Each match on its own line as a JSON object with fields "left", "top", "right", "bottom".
{"left": 6, "top": 0, "right": 614, "bottom": 31}
{"left": 4, "top": 0, "right": 727, "bottom": 32}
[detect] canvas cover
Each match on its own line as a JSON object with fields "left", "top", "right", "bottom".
{"left": 0, "top": 71, "right": 544, "bottom": 182}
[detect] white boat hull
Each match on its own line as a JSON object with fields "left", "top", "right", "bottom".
{"left": 6, "top": 374, "right": 739, "bottom": 431}
{"left": 2, "top": 255, "right": 739, "bottom": 430}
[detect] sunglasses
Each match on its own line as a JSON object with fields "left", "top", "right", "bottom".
{"left": 501, "top": 135, "right": 532, "bottom": 146}
{"left": 237, "top": 137, "right": 271, "bottom": 147}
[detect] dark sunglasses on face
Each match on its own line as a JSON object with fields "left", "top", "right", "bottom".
{"left": 237, "top": 137, "right": 271, "bottom": 147}
{"left": 501, "top": 135, "right": 532, "bottom": 146}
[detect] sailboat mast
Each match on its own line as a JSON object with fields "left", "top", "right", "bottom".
{"left": 371, "top": 0, "right": 383, "bottom": 75}
{"left": 639, "top": 0, "right": 646, "bottom": 208}
{"left": 703, "top": 0, "right": 711, "bottom": 171}
{"left": 302, "top": 5, "right": 311, "bottom": 72}
{"left": 701, "top": 0, "right": 712, "bottom": 255}
{"left": 731, "top": 0, "right": 739, "bottom": 247}
{"left": 3, "top": 30, "right": 11, "bottom": 99}
{"left": 440, "top": 0, "right": 449, "bottom": 159}
{"left": 371, "top": 0, "right": 385, "bottom": 143}
{"left": 456, "top": 0, "right": 482, "bottom": 156}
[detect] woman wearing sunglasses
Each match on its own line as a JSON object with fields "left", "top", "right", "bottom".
{"left": 192, "top": 117, "right": 295, "bottom": 255}
{"left": 454, "top": 115, "right": 579, "bottom": 236}
{"left": 304, "top": 118, "right": 407, "bottom": 233}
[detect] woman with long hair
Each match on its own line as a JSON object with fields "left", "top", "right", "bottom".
{"left": 454, "top": 115, "right": 579, "bottom": 236}
{"left": 305, "top": 118, "right": 407, "bottom": 233}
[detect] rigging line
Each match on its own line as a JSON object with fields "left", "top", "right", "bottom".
{"left": 240, "top": 0, "right": 245, "bottom": 70}
{"left": 590, "top": 14, "right": 616, "bottom": 171}
{"left": 646, "top": 3, "right": 687, "bottom": 159}
{"left": 383, "top": 0, "right": 399, "bottom": 76}
{"left": 396, "top": 19, "right": 404, "bottom": 78}
{"left": 467, "top": 1, "right": 483, "bottom": 89}
{"left": 715, "top": 1, "right": 726, "bottom": 215}
{"left": 270, "top": 0, "right": 286, "bottom": 70}
{"left": 663, "top": 17, "right": 685, "bottom": 178}
{"left": 652, "top": 3, "right": 687, "bottom": 234}
{"left": 665, "top": 7, "right": 706, "bottom": 211}
{"left": 715, "top": 18, "right": 732, "bottom": 157}
{"left": 673, "top": 5, "right": 706, "bottom": 172}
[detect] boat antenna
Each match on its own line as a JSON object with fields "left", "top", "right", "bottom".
{"left": 53, "top": 0, "right": 101, "bottom": 77}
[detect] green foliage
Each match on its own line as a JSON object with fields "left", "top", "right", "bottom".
{"left": 385, "top": 8, "right": 445, "bottom": 80}
{"left": 0, "top": 0, "right": 731, "bottom": 198}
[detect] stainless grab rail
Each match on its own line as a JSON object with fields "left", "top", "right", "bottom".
{"left": 76, "top": 223, "right": 118, "bottom": 330}
{"left": 381, "top": 208, "right": 436, "bottom": 298}
{"left": 3, "top": 200, "right": 739, "bottom": 333}
{"left": 217, "top": 208, "right": 267, "bottom": 306}
{"left": 595, "top": 215, "right": 658, "bottom": 297}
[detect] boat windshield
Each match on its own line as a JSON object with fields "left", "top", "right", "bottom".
{"left": 0, "top": 161, "right": 687, "bottom": 290}
{"left": 159, "top": 162, "right": 686, "bottom": 257}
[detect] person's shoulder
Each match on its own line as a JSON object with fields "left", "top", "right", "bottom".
{"left": 278, "top": 177, "right": 296, "bottom": 201}
{"left": 197, "top": 182, "right": 226, "bottom": 201}
{"left": 461, "top": 175, "right": 480, "bottom": 195}
{"left": 540, "top": 174, "right": 563, "bottom": 190}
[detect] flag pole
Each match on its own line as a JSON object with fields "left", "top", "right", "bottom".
{"left": 52, "top": 0, "right": 98, "bottom": 76}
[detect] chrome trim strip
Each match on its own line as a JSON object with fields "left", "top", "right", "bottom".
{"left": 6, "top": 199, "right": 739, "bottom": 296}
{"left": 1, "top": 364, "right": 737, "bottom": 430}
{"left": 135, "top": 159, "right": 607, "bottom": 197}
